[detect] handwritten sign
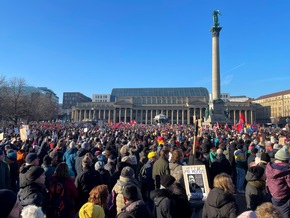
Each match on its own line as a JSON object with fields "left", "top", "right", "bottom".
{"left": 182, "top": 165, "right": 209, "bottom": 201}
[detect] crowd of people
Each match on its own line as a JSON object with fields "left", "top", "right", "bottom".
{"left": 0, "top": 121, "right": 289, "bottom": 218}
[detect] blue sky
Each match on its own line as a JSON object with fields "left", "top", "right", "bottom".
{"left": 0, "top": 1, "right": 290, "bottom": 103}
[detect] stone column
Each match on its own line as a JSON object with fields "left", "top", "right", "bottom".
{"left": 176, "top": 110, "right": 179, "bottom": 124}
{"left": 182, "top": 110, "right": 184, "bottom": 124}
{"left": 211, "top": 25, "right": 222, "bottom": 100}
{"left": 124, "top": 108, "right": 127, "bottom": 123}
{"left": 113, "top": 109, "right": 116, "bottom": 123}
{"left": 171, "top": 110, "right": 174, "bottom": 124}
{"left": 119, "top": 108, "right": 121, "bottom": 122}
{"left": 145, "top": 110, "right": 148, "bottom": 124}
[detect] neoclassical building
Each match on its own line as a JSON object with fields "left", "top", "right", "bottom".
{"left": 71, "top": 87, "right": 256, "bottom": 125}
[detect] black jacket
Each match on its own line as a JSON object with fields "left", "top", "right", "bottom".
{"left": 202, "top": 188, "right": 237, "bottom": 218}
{"left": 245, "top": 167, "right": 266, "bottom": 210}
{"left": 75, "top": 166, "right": 102, "bottom": 210}
{"left": 18, "top": 182, "right": 48, "bottom": 212}
{"left": 150, "top": 189, "right": 178, "bottom": 218}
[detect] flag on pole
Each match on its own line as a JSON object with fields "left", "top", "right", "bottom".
{"left": 237, "top": 112, "right": 245, "bottom": 133}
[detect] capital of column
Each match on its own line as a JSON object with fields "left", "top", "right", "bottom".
{"left": 210, "top": 26, "right": 222, "bottom": 36}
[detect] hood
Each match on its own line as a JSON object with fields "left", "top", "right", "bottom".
{"left": 76, "top": 148, "right": 88, "bottom": 157}
{"left": 206, "top": 188, "right": 234, "bottom": 208}
{"left": 266, "top": 162, "right": 290, "bottom": 180}
{"left": 246, "top": 170, "right": 261, "bottom": 181}
{"left": 150, "top": 188, "right": 172, "bottom": 205}
{"left": 124, "top": 200, "right": 145, "bottom": 213}
{"left": 66, "top": 147, "right": 77, "bottom": 155}
{"left": 19, "top": 164, "right": 33, "bottom": 174}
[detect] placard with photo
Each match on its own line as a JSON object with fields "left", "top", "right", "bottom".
{"left": 182, "top": 165, "right": 209, "bottom": 201}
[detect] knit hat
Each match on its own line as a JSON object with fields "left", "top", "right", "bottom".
{"left": 216, "top": 148, "right": 223, "bottom": 155}
{"left": 95, "top": 161, "right": 105, "bottom": 171}
{"left": 26, "top": 166, "right": 45, "bottom": 182}
{"left": 260, "top": 152, "right": 270, "bottom": 163}
{"left": 121, "top": 166, "right": 135, "bottom": 178}
{"left": 0, "top": 189, "right": 17, "bottom": 218}
{"left": 237, "top": 210, "right": 257, "bottom": 218}
{"left": 249, "top": 166, "right": 264, "bottom": 179}
{"left": 274, "top": 146, "right": 290, "bottom": 161}
{"left": 147, "top": 151, "right": 156, "bottom": 159}
{"left": 160, "top": 174, "right": 176, "bottom": 188}
{"left": 6, "top": 150, "right": 17, "bottom": 161}
{"left": 25, "top": 153, "right": 38, "bottom": 164}
{"left": 79, "top": 202, "right": 105, "bottom": 218}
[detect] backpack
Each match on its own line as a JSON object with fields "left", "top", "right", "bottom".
{"left": 107, "top": 189, "right": 117, "bottom": 218}
{"left": 47, "top": 181, "right": 69, "bottom": 218}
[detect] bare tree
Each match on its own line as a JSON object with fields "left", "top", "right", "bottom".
{"left": 1, "top": 77, "right": 31, "bottom": 125}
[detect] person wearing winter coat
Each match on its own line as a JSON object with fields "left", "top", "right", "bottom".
{"left": 18, "top": 166, "right": 48, "bottom": 213}
{"left": 152, "top": 148, "right": 170, "bottom": 189}
{"left": 47, "top": 162, "right": 78, "bottom": 218}
{"left": 75, "top": 142, "right": 90, "bottom": 176}
{"left": 0, "top": 149, "right": 11, "bottom": 189}
{"left": 209, "top": 149, "right": 232, "bottom": 188}
{"left": 19, "top": 153, "right": 40, "bottom": 188}
{"left": 265, "top": 146, "right": 290, "bottom": 218}
{"left": 112, "top": 166, "right": 142, "bottom": 216}
{"left": 150, "top": 174, "right": 178, "bottom": 218}
{"left": 75, "top": 154, "right": 102, "bottom": 211}
{"left": 169, "top": 148, "right": 185, "bottom": 188}
{"left": 202, "top": 173, "right": 238, "bottom": 218}
{"left": 63, "top": 141, "right": 77, "bottom": 175}
{"left": 245, "top": 166, "right": 266, "bottom": 210}
{"left": 117, "top": 184, "right": 153, "bottom": 218}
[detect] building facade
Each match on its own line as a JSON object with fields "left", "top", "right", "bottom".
{"left": 253, "top": 89, "right": 290, "bottom": 125}
{"left": 71, "top": 88, "right": 256, "bottom": 125}
{"left": 92, "top": 94, "right": 111, "bottom": 102}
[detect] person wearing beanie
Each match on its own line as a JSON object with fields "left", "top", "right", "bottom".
{"left": 0, "top": 149, "right": 11, "bottom": 189}
{"left": 0, "top": 189, "right": 23, "bottom": 218}
{"left": 245, "top": 166, "right": 266, "bottom": 210}
{"left": 6, "top": 150, "right": 18, "bottom": 192}
{"left": 19, "top": 152, "right": 40, "bottom": 188}
{"left": 75, "top": 154, "right": 102, "bottom": 211}
{"left": 79, "top": 202, "right": 105, "bottom": 218}
{"left": 150, "top": 174, "right": 178, "bottom": 218}
{"left": 75, "top": 141, "right": 90, "bottom": 176}
{"left": 117, "top": 184, "right": 153, "bottom": 218}
{"left": 137, "top": 150, "right": 157, "bottom": 201}
{"left": 18, "top": 166, "right": 48, "bottom": 212}
{"left": 265, "top": 146, "right": 290, "bottom": 218}
{"left": 169, "top": 148, "right": 185, "bottom": 189}
{"left": 112, "top": 166, "right": 142, "bottom": 215}
{"left": 95, "top": 161, "right": 111, "bottom": 191}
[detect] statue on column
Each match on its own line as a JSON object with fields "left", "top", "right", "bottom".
{"left": 209, "top": 107, "right": 214, "bottom": 117}
{"left": 212, "top": 10, "right": 221, "bottom": 27}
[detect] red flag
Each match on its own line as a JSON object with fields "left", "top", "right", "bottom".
{"left": 238, "top": 112, "right": 245, "bottom": 133}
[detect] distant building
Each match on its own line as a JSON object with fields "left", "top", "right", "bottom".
{"left": 92, "top": 94, "right": 111, "bottom": 102}
{"left": 219, "top": 93, "right": 250, "bottom": 102}
{"left": 253, "top": 89, "right": 290, "bottom": 125}
{"left": 71, "top": 87, "right": 256, "bottom": 125}
{"left": 62, "top": 92, "right": 92, "bottom": 110}
{"left": 24, "top": 86, "right": 59, "bottom": 104}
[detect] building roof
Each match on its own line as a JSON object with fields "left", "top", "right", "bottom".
{"left": 111, "top": 87, "right": 209, "bottom": 99}
{"left": 255, "top": 89, "right": 290, "bottom": 100}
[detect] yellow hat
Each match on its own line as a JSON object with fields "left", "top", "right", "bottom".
{"left": 79, "top": 202, "right": 105, "bottom": 218}
{"left": 148, "top": 151, "right": 156, "bottom": 159}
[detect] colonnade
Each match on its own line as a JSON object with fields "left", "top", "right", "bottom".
{"left": 72, "top": 107, "right": 255, "bottom": 125}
